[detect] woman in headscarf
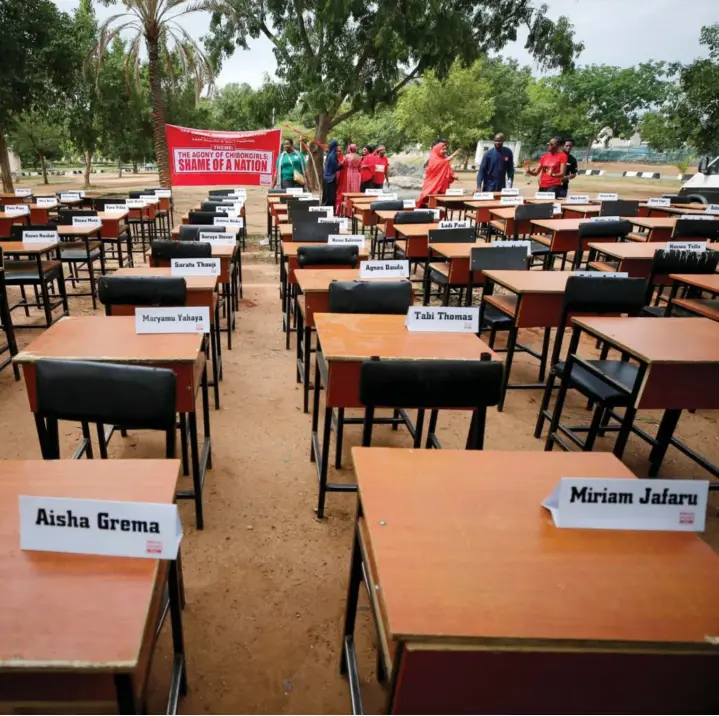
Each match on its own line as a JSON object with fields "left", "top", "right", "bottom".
{"left": 322, "top": 140, "right": 341, "bottom": 207}
{"left": 359, "top": 145, "right": 379, "bottom": 192}
{"left": 336, "top": 143, "right": 362, "bottom": 215}
{"left": 418, "top": 140, "right": 459, "bottom": 207}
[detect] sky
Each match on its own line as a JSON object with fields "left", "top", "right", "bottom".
{"left": 52, "top": 0, "right": 717, "bottom": 88}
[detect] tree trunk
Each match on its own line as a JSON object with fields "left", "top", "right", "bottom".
{"left": 40, "top": 154, "right": 48, "bottom": 184}
{"left": 83, "top": 151, "right": 93, "bottom": 189}
{"left": 0, "top": 127, "right": 14, "bottom": 193}
{"left": 584, "top": 135, "right": 595, "bottom": 163}
{"left": 146, "top": 36, "right": 171, "bottom": 187}
{"left": 118, "top": 157, "right": 123, "bottom": 178}
{"left": 132, "top": 160, "right": 138, "bottom": 174}
{"left": 311, "top": 112, "right": 333, "bottom": 191}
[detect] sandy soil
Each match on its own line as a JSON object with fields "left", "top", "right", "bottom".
{"left": 1, "top": 176, "right": 717, "bottom": 714}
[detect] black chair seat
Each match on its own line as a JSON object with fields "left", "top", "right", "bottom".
{"left": 429, "top": 266, "right": 449, "bottom": 285}
{"left": 530, "top": 241, "right": 551, "bottom": 255}
{"left": 641, "top": 304, "right": 696, "bottom": 318}
{"left": 4, "top": 260, "right": 62, "bottom": 283}
{"left": 60, "top": 246, "right": 102, "bottom": 260}
{"left": 482, "top": 303, "right": 515, "bottom": 329}
{"left": 554, "top": 359, "right": 638, "bottom": 404}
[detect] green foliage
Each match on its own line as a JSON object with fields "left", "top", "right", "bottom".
{"left": 482, "top": 58, "right": 533, "bottom": 138}
{"left": 8, "top": 110, "right": 66, "bottom": 181}
{"left": 331, "top": 107, "right": 411, "bottom": 153}
{"left": 639, "top": 108, "right": 686, "bottom": 152}
{"left": 210, "top": 80, "right": 292, "bottom": 130}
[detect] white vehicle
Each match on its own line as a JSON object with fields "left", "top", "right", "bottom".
{"left": 670, "top": 156, "right": 719, "bottom": 204}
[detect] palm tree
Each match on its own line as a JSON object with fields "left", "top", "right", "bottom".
{"left": 92, "top": 0, "right": 215, "bottom": 187}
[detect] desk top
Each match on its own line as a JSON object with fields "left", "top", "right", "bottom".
{"left": 314, "top": 313, "right": 495, "bottom": 362}
{"left": 430, "top": 242, "right": 491, "bottom": 259}
{"left": 669, "top": 273, "right": 719, "bottom": 293}
{"left": 172, "top": 224, "right": 240, "bottom": 236}
{"left": 374, "top": 210, "right": 419, "bottom": 221}
{"left": 279, "top": 223, "right": 349, "bottom": 238}
{"left": 0, "top": 241, "right": 59, "bottom": 255}
{"left": 394, "top": 223, "right": 440, "bottom": 239}
{"left": 352, "top": 448, "right": 719, "bottom": 647}
{"left": 295, "top": 269, "right": 408, "bottom": 293}
{"left": 483, "top": 269, "right": 574, "bottom": 294}
{"left": 572, "top": 316, "right": 719, "bottom": 365}
{"left": 531, "top": 219, "right": 585, "bottom": 232}
{"left": 464, "top": 200, "right": 512, "bottom": 210}
{"left": 640, "top": 202, "right": 703, "bottom": 210}
{"left": 562, "top": 204, "right": 601, "bottom": 214}
{"left": 97, "top": 210, "right": 129, "bottom": 220}
{"left": 0, "top": 459, "right": 179, "bottom": 671}
{"left": 587, "top": 241, "right": 719, "bottom": 259}
{"left": 15, "top": 316, "right": 203, "bottom": 364}
{"left": 632, "top": 217, "right": 679, "bottom": 229}
{"left": 57, "top": 225, "right": 101, "bottom": 237}
{"left": 489, "top": 208, "right": 516, "bottom": 220}
{"left": 115, "top": 266, "right": 218, "bottom": 291}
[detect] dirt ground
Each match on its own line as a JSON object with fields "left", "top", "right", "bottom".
{"left": 1, "top": 173, "right": 717, "bottom": 714}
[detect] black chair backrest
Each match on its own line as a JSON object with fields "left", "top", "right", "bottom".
{"left": 393, "top": 210, "right": 435, "bottom": 225}
{"left": 151, "top": 240, "right": 212, "bottom": 261}
{"left": 288, "top": 200, "right": 320, "bottom": 222}
{"left": 128, "top": 191, "right": 143, "bottom": 199}
{"left": 98, "top": 275, "right": 186, "bottom": 308}
{"left": 650, "top": 248, "right": 719, "bottom": 277}
{"left": 178, "top": 224, "right": 224, "bottom": 241}
{"left": 57, "top": 209, "right": 97, "bottom": 225}
{"left": 296, "top": 245, "right": 359, "bottom": 268}
{"left": 268, "top": 188, "right": 285, "bottom": 195}
{"left": 93, "top": 198, "right": 123, "bottom": 211}
{"left": 600, "top": 200, "right": 640, "bottom": 217}
{"left": 673, "top": 219, "right": 719, "bottom": 240}
{"left": 369, "top": 200, "right": 404, "bottom": 212}
{"left": 291, "top": 222, "right": 339, "bottom": 242}
{"left": 188, "top": 210, "right": 227, "bottom": 225}
{"left": 359, "top": 359, "right": 503, "bottom": 409}
{"left": 328, "top": 280, "right": 412, "bottom": 314}
{"left": 200, "top": 201, "right": 235, "bottom": 212}
{"left": 11, "top": 224, "right": 57, "bottom": 241}
{"left": 515, "top": 203, "right": 554, "bottom": 221}
{"left": 428, "top": 227, "right": 475, "bottom": 244}
{"left": 577, "top": 219, "right": 633, "bottom": 241}
{"left": 208, "top": 189, "right": 238, "bottom": 197}
{"left": 290, "top": 211, "right": 330, "bottom": 226}
{"left": 35, "top": 360, "right": 177, "bottom": 455}
{"left": 470, "top": 246, "right": 528, "bottom": 272}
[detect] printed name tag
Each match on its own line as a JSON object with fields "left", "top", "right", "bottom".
{"left": 473, "top": 192, "right": 494, "bottom": 200}
{"left": 170, "top": 258, "right": 220, "bottom": 276}
{"left": 72, "top": 216, "right": 102, "bottom": 227}
{"left": 376, "top": 165, "right": 385, "bottom": 173}
{"left": 22, "top": 230, "right": 59, "bottom": 244}
{"left": 438, "top": 220, "right": 471, "bottom": 229}
{"left": 500, "top": 197, "right": 524, "bottom": 205}
{"left": 139, "top": 194, "right": 159, "bottom": 204}
{"left": 298, "top": 196, "right": 316, "bottom": 202}
{"left": 104, "top": 204, "right": 128, "bottom": 212}
{"left": 198, "top": 231, "right": 236, "bottom": 245}
{"left": 597, "top": 193, "right": 618, "bottom": 201}
{"left": 286, "top": 187, "right": 304, "bottom": 195}
{"left": 534, "top": 191, "right": 555, "bottom": 199}
{"left": 445, "top": 188, "right": 465, "bottom": 196}
{"left": 364, "top": 188, "right": 384, "bottom": 195}
{"left": 666, "top": 241, "right": 707, "bottom": 252}
{"left": 500, "top": 188, "right": 519, "bottom": 196}
{"left": 589, "top": 216, "right": 621, "bottom": 222}
{"left": 647, "top": 197, "right": 671, "bottom": 207}
{"left": 309, "top": 206, "right": 333, "bottom": 214}
{"left": 14, "top": 188, "right": 32, "bottom": 197}
{"left": 379, "top": 193, "right": 398, "bottom": 200}
{"left": 406, "top": 306, "right": 479, "bottom": 333}
{"left": 19, "top": 495, "right": 182, "bottom": 559}
{"left": 230, "top": 188, "right": 247, "bottom": 196}
{"left": 213, "top": 217, "right": 244, "bottom": 228}
{"left": 59, "top": 193, "right": 80, "bottom": 202}
{"left": 566, "top": 195, "right": 590, "bottom": 204}
{"left": 126, "top": 199, "right": 147, "bottom": 209}
{"left": 155, "top": 189, "right": 172, "bottom": 198}
{"left": 359, "top": 260, "right": 409, "bottom": 279}
{"left": 501, "top": 240, "right": 532, "bottom": 256}
{"left": 319, "top": 217, "right": 348, "bottom": 230}
{"left": 704, "top": 204, "right": 719, "bottom": 214}
{"left": 542, "top": 477, "right": 709, "bottom": 531}
{"left": 679, "top": 215, "right": 708, "bottom": 221}
{"left": 403, "top": 199, "right": 416, "bottom": 209}
{"left": 553, "top": 203, "right": 562, "bottom": 215}
{"left": 36, "top": 197, "right": 58, "bottom": 207}
{"left": 572, "top": 271, "right": 629, "bottom": 278}
{"left": 328, "top": 234, "right": 365, "bottom": 247}
{"left": 4, "top": 204, "right": 29, "bottom": 215}
{"left": 136, "top": 306, "right": 210, "bottom": 334}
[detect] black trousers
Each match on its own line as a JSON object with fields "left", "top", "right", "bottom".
{"left": 322, "top": 180, "right": 337, "bottom": 207}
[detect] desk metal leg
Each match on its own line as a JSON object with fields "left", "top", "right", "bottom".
{"left": 188, "top": 411, "right": 204, "bottom": 529}
{"left": 303, "top": 326, "right": 312, "bottom": 413}
{"left": 649, "top": 409, "right": 682, "bottom": 476}
{"left": 167, "top": 559, "right": 188, "bottom": 714}
{"left": 114, "top": 673, "right": 136, "bottom": 714}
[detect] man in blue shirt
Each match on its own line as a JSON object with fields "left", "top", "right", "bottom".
{"left": 477, "top": 133, "right": 514, "bottom": 191}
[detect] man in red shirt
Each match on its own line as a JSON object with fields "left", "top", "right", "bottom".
{"left": 372, "top": 146, "right": 390, "bottom": 189}
{"left": 524, "top": 137, "right": 567, "bottom": 197}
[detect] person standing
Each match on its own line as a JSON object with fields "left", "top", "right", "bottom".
{"left": 418, "top": 141, "right": 459, "bottom": 207}
{"left": 359, "top": 145, "right": 378, "bottom": 192}
{"left": 275, "top": 138, "right": 307, "bottom": 189}
{"left": 322, "top": 140, "right": 341, "bottom": 207}
{"left": 524, "top": 137, "right": 567, "bottom": 198}
{"left": 558, "top": 137, "right": 578, "bottom": 198}
{"left": 336, "top": 143, "right": 362, "bottom": 214}
{"left": 476, "top": 133, "right": 514, "bottom": 192}
{"left": 372, "top": 146, "right": 389, "bottom": 189}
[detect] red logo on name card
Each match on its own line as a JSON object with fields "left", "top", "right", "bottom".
{"left": 679, "top": 512, "right": 695, "bottom": 525}
{"left": 146, "top": 540, "right": 163, "bottom": 554}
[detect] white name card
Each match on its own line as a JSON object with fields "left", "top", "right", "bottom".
{"left": 230, "top": 188, "right": 247, "bottom": 196}
{"left": 553, "top": 203, "right": 562, "bottom": 215}
{"left": 501, "top": 240, "right": 532, "bottom": 256}
{"left": 170, "top": 258, "right": 220, "bottom": 276}
{"left": 445, "top": 188, "right": 465, "bottom": 196}
{"left": 198, "top": 231, "right": 236, "bottom": 245}
{"left": 309, "top": 206, "right": 333, "bottom": 215}
{"left": 72, "top": 216, "right": 102, "bottom": 228}
{"left": 286, "top": 187, "right": 304, "bottom": 195}
{"left": 704, "top": 204, "right": 719, "bottom": 214}
{"left": 297, "top": 196, "right": 316, "bottom": 202}
{"left": 666, "top": 241, "right": 707, "bottom": 252}
{"left": 328, "top": 234, "right": 365, "bottom": 247}
{"left": 22, "top": 230, "right": 59, "bottom": 244}
{"left": 213, "top": 217, "right": 244, "bottom": 228}
{"left": 36, "top": 197, "right": 58, "bottom": 207}
{"left": 318, "top": 217, "right": 339, "bottom": 224}
{"left": 542, "top": 478, "right": 708, "bottom": 531}
{"left": 572, "top": 271, "right": 629, "bottom": 278}
{"left": 431, "top": 208, "right": 442, "bottom": 220}
{"left": 438, "top": 220, "right": 471, "bottom": 229}
{"left": 589, "top": 216, "right": 621, "bottom": 222}
{"left": 473, "top": 192, "right": 494, "bottom": 200}
{"left": 500, "top": 196, "right": 524, "bottom": 205}
{"left": 500, "top": 188, "right": 519, "bottom": 196}
{"left": 364, "top": 188, "right": 384, "bottom": 195}
{"left": 139, "top": 194, "right": 159, "bottom": 204}
{"left": 155, "top": 189, "right": 172, "bottom": 198}
{"left": 66, "top": 190, "right": 85, "bottom": 198}
{"left": 535, "top": 191, "right": 556, "bottom": 199}
{"left": 104, "top": 204, "right": 128, "bottom": 212}
{"left": 648, "top": 197, "right": 671, "bottom": 207}
{"left": 4, "top": 204, "right": 29, "bottom": 215}
{"left": 566, "top": 195, "right": 590, "bottom": 204}
{"left": 679, "top": 214, "right": 708, "bottom": 221}
{"left": 403, "top": 199, "right": 416, "bottom": 209}
{"left": 136, "top": 306, "right": 210, "bottom": 334}
{"left": 406, "top": 306, "right": 479, "bottom": 333}
{"left": 60, "top": 193, "right": 80, "bottom": 202}
{"left": 597, "top": 193, "right": 619, "bottom": 201}
{"left": 379, "top": 193, "right": 398, "bottom": 200}
{"left": 359, "top": 260, "right": 409, "bottom": 279}
{"left": 19, "top": 495, "right": 182, "bottom": 560}
{"left": 125, "top": 199, "right": 147, "bottom": 209}
{"left": 15, "top": 188, "right": 32, "bottom": 197}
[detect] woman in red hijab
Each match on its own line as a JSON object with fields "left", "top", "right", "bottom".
{"left": 418, "top": 140, "right": 459, "bottom": 207}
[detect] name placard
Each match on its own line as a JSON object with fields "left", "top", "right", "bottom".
{"left": 445, "top": 188, "right": 465, "bottom": 196}
{"left": 286, "top": 187, "right": 304, "bottom": 195}
{"left": 36, "top": 197, "right": 58, "bottom": 207}
{"left": 170, "top": 258, "right": 220, "bottom": 276}
{"left": 135, "top": 306, "right": 210, "bottom": 334}
{"left": 19, "top": 495, "right": 182, "bottom": 559}
{"left": 379, "top": 193, "right": 398, "bottom": 200}
{"left": 553, "top": 203, "right": 562, "bottom": 215}
{"left": 72, "top": 216, "right": 102, "bottom": 228}
{"left": 65, "top": 190, "right": 85, "bottom": 198}
{"left": 125, "top": 199, "right": 147, "bottom": 209}
{"left": 139, "top": 194, "right": 159, "bottom": 204}
{"left": 359, "top": 260, "right": 409, "bottom": 279}
{"left": 438, "top": 220, "right": 471, "bottom": 229}
{"left": 473, "top": 192, "right": 494, "bottom": 200}
{"left": 198, "top": 231, "right": 236, "bottom": 245}
{"left": 309, "top": 206, "right": 333, "bottom": 215}
{"left": 155, "top": 189, "right": 172, "bottom": 198}
{"left": 500, "top": 188, "right": 519, "bottom": 196}
{"left": 572, "top": 271, "right": 629, "bottom": 278}
{"left": 4, "top": 204, "right": 29, "bottom": 215}
{"left": 666, "top": 241, "right": 707, "bottom": 252}
{"left": 403, "top": 199, "right": 416, "bottom": 209}
{"left": 500, "top": 196, "right": 524, "bottom": 205}
{"left": 59, "top": 193, "right": 81, "bottom": 202}
{"left": 298, "top": 196, "right": 316, "bottom": 202}
{"left": 705, "top": 204, "right": 719, "bottom": 214}
{"left": 104, "top": 203, "right": 128, "bottom": 212}
{"left": 406, "top": 306, "right": 479, "bottom": 333}
{"left": 213, "top": 217, "right": 244, "bottom": 228}
{"left": 597, "top": 192, "right": 619, "bottom": 201}
{"left": 566, "top": 195, "right": 590, "bottom": 204}
{"left": 22, "top": 230, "right": 59, "bottom": 244}
{"left": 534, "top": 191, "right": 556, "bottom": 199}
{"left": 230, "top": 187, "right": 247, "bottom": 196}
{"left": 431, "top": 208, "right": 442, "bottom": 220}
{"left": 364, "top": 188, "right": 384, "bottom": 195}
{"left": 328, "top": 234, "right": 365, "bottom": 247}
{"left": 542, "top": 478, "right": 709, "bottom": 531}
{"left": 589, "top": 216, "right": 621, "bottom": 222}
{"left": 679, "top": 214, "right": 708, "bottom": 221}
{"left": 501, "top": 240, "right": 532, "bottom": 255}
{"left": 647, "top": 197, "right": 671, "bottom": 207}
{"left": 15, "top": 188, "right": 32, "bottom": 197}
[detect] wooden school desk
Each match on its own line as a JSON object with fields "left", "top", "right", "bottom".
{"left": 463, "top": 199, "right": 508, "bottom": 225}
{"left": 627, "top": 216, "right": 718, "bottom": 243}
{"left": 393, "top": 223, "right": 440, "bottom": 260}
{"left": 14, "top": 315, "right": 212, "bottom": 529}
{"left": 639, "top": 202, "right": 707, "bottom": 217}
{"left": 0, "top": 459, "right": 187, "bottom": 715}
{"left": 530, "top": 218, "right": 609, "bottom": 269}
{"left": 561, "top": 203, "right": 601, "bottom": 219}
{"left": 0, "top": 192, "right": 34, "bottom": 205}
{"left": 342, "top": 448, "right": 719, "bottom": 715}
{"left": 423, "top": 241, "right": 490, "bottom": 304}
{"left": 488, "top": 206, "right": 537, "bottom": 237}
{"left": 310, "top": 313, "right": 496, "bottom": 518}
{"left": 114, "top": 266, "right": 223, "bottom": 409}
{"left": 667, "top": 272, "right": 719, "bottom": 321}
{"left": 28, "top": 203, "right": 59, "bottom": 224}
{"left": 0, "top": 211, "right": 30, "bottom": 237}
{"left": 558, "top": 316, "right": 719, "bottom": 477}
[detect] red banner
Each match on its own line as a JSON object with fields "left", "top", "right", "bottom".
{"left": 166, "top": 124, "right": 282, "bottom": 187}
